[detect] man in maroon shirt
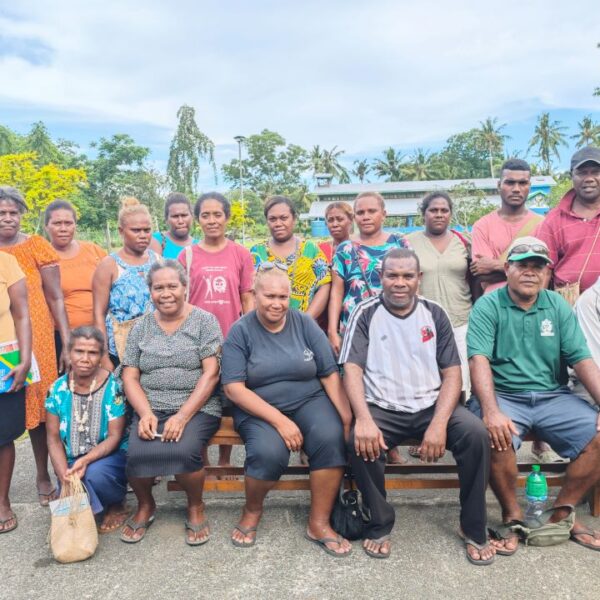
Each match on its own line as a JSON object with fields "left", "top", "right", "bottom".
{"left": 536, "top": 146, "right": 600, "bottom": 294}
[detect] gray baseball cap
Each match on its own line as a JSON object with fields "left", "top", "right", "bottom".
{"left": 571, "top": 146, "right": 600, "bottom": 171}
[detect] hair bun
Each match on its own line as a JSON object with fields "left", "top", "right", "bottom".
{"left": 120, "top": 196, "right": 141, "bottom": 209}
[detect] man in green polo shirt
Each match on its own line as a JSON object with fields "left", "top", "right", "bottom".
{"left": 467, "top": 236, "right": 600, "bottom": 554}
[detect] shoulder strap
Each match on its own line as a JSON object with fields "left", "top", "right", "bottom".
{"left": 576, "top": 223, "right": 600, "bottom": 284}
{"left": 160, "top": 232, "right": 167, "bottom": 253}
{"left": 498, "top": 213, "right": 543, "bottom": 263}
{"left": 450, "top": 229, "right": 470, "bottom": 252}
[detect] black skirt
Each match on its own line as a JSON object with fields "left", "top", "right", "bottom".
{"left": 0, "top": 389, "right": 26, "bottom": 445}
{"left": 126, "top": 410, "right": 220, "bottom": 478}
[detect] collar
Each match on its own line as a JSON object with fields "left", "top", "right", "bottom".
{"left": 498, "top": 286, "right": 550, "bottom": 311}
{"left": 380, "top": 294, "right": 420, "bottom": 320}
{"left": 558, "top": 188, "right": 600, "bottom": 220}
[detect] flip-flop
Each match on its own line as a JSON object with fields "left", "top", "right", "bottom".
{"left": 185, "top": 520, "right": 210, "bottom": 546}
{"left": 363, "top": 534, "right": 391, "bottom": 559}
{"left": 460, "top": 534, "right": 495, "bottom": 566}
{"left": 488, "top": 521, "right": 523, "bottom": 556}
{"left": 231, "top": 524, "right": 257, "bottom": 548}
{"left": 120, "top": 514, "right": 156, "bottom": 544}
{"left": 570, "top": 526, "right": 600, "bottom": 551}
{"left": 0, "top": 513, "right": 18, "bottom": 534}
{"left": 304, "top": 531, "right": 351, "bottom": 557}
{"left": 38, "top": 488, "right": 57, "bottom": 507}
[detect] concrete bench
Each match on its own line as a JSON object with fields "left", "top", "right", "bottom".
{"left": 167, "top": 417, "right": 600, "bottom": 517}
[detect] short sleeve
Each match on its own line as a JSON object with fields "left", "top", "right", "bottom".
{"left": 239, "top": 246, "right": 255, "bottom": 293}
{"left": 121, "top": 319, "right": 144, "bottom": 368}
{"left": 339, "top": 306, "right": 371, "bottom": 368}
{"left": 556, "top": 295, "right": 592, "bottom": 365}
{"left": 197, "top": 311, "right": 223, "bottom": 361}
{"left": 429, "top": 302, "right": 460, "bottom": 369}
{"left": 105, "top": 377, "right": 126, "bottom": 421}
{"left": 307, "top": 242, "right": 331, "bottom": 287}
{"left": 467, "top": 297, "right": 498, "bottom": 359}
{"left": 0, "top": 253, "right": 25, "bottom": 287}
{"left": 221, "top": 320, "right": 250, "bottom": 384}
{"left": 45, "top": 377, "right": 65, "bottom": 415}
{"left": 471, "top": 219, "right": 495, "bottom": 259}
{"left": 92, "top": 243, "right": 107, "bottom": 261}
{"left": 332, "top": 240, "right": 351, "bottom": 278}
{"left": 299, "top": 313, "right": 337, "bottom": 377}
{"left": 31, "top": 235, "right": 59, "bottom": 268}
{"left": 250, "top": 243, "right": 268, "bottom": 269}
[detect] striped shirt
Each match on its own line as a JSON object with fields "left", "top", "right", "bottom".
{"left": 339, "top": 295, "right": 460, "bottom": 413}
{"left": 536, "top": 189, "right": 600, "bottom": 293}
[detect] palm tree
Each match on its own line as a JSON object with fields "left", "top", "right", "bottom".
{"left": 309, "top": 145, "right": 350, "bottom": 183}
{"left": 528, "top": 113, "right": 568, "bottom": 174}
{"left": 403, "top": 148, "right": 440, "bottom": 181}
{"left": 372, "top": 147, "right": 405, "bottom": 182}
{"left": 477, "top": 117, "right": 510, "bottom": 178}
{"left": 352, "top": 159, "right": 371, "bottom": 183}
{"left": 571, "top": 115, "right": 600, "bottom": 148}
{"left": 25, "top": 121, "right": 60, "bottom": 165}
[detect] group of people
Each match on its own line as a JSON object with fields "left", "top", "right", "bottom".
{"left": 0, "top": 145, "right": 599, "bottom": 565}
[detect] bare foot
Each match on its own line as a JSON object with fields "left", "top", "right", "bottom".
{"left": 387, "top": 447, "right": 407, "bottom": 464}
{"left": 0, "top": 504, "right": 17, "bottom": 533}
{"left": 363, "top": 536, "right": 391, "bottom": 557}
{"left": 465, "top": 540, "right": 495, "bottom": 563}
{"left": 186, "top": 502, "right": 210, "bottom": 544}
{"left": 99, "top": 503, "right": 130, "bottom": 534}
{"left": 37, "top": 479, "right": 57, "bottom": 507}
{"left": 569, "top": 520, "right": 600, "bottom": 550}
{"left": 307, "top": 521, "right": 351, "bottom": 555}
{"left": 231, "top": 507, "right": 262, "bottom": 546}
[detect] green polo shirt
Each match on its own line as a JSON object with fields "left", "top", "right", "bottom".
{"left": 467, "top": 287, "right": 591, "bottom": 392}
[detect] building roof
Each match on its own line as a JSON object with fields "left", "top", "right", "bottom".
{"left": 312, "top": 176, "right": 555, "bottom": 197}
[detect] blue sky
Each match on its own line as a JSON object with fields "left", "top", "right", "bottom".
{"left": 1, "top": 0, "right": 599, "bottom": 189}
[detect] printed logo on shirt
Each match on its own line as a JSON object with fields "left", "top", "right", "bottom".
{"left": 540, "top": 319, "right": 554, "bottom": 337}
{"left": 303, "top": 348, "right": 314, "bottom": 362}
{"left": 203, "top": 274, "right": 228, "bottom": 299}
{"left": 421, "top": 326, "right": 435, "bottom": 343}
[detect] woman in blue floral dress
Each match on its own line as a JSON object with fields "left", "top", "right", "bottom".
{"left": 93, "top": 197, "right": 158, "bottom": 369}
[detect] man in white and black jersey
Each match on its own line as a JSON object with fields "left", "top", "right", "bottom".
{"left": 340, "top": 247, "right": 493, "bottom": 565}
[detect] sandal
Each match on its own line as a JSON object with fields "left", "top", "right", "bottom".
{"left": 460, "top": 533, "right": 495, "bottom": 566}
{"left": 408, "top": 446, "right": 421, "bottom": 458}
{"left": 231, "top": 524, "right": 257, "bottom": 548}
{"left": 0, "top": 513, "right": 18, "bottom": 534}
{"left": 488, "top": 521, "right": 522, "bottom": 556}
{"left": 304, "top": 531, "right": 351, "bottom": 557}
{"left": 570, "top": 526, "right": 600, "bottom": 551}
{"left": 363, "top": 534, "right": 391, "bottom": 559}
{"left": 120, "top": 514, "right": 156, "bottom": 544}
{"left": 185, "top": 520, "right": 210, "bottom": 546}
{"left": 38, "top": 487, "right": 57, "bottom": 507}
{"left": 98, "top": 510, "right": 130, "bottom": 534}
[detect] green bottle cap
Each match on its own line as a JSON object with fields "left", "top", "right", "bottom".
{"left": 532, "top": 465, "right": 541, "bottom": 472}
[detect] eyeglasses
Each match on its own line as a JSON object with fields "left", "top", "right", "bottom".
{"left": 508, "top": 244, "right": 549, "bottom": 257}
{"left": 257, "top": 262, "right": 288, "bottom": 273}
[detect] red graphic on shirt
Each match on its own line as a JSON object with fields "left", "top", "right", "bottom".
{"left": 421, "top": 326, "right": 435, "bottom": 343}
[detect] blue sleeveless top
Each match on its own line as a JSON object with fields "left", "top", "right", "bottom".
{"left": 152, "top": 232, "right": 198, "bottom": 260}
{"left": 105, "top": 250, "right": 158, "bottom": 356}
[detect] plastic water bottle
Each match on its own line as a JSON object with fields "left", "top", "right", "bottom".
{"left": 525, "top": 465, "right": 548, "bottom": 523}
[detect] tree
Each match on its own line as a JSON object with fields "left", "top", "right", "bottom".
{"left": 571, "top": 115, "right": 600, "bottom": 148}
{"left": 317, "top": 146, "right": 350, "bottom": 183}
{"left": 438, "top": 129, "right": 493, "bottom": 179}
{"left": 25, "top": 121, "right": 61, "bottom": 166}
{"left": 403, "top": 148, "right": 441, "bottom": 181}
{"left": 595, "top": 42, "right": 600, "bottom": 96}
{"left": 476, "top": 117, "right": 510, "bottom": 177}
{"left": 0, "top": 125, "right": 23, "bottom": 155}
{"left": 352, "top": 159, "right": 371, "bottom": 183}
{"left": 528, "top": 112, "right": 568, "bottom": 174}
{"left": 167, "top": 104, "right": 216, "bottom": 195}
{"left": 449, "top": 182, "right": 494, "bottom": 229}
{"left": 222, "top": 129, "right": 309, "bottom": 198}
{"left": 0, "top": 152, "right": 87, "bottom": 232}
{"left": 372, "top": 147, "right": 404, "bottom": 181}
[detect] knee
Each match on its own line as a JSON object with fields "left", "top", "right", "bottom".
{"left": 245, "top": 440, "right": 288, "bottom": 481}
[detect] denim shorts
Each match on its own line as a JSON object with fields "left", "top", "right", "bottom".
{"left": 468, "top": 386, "right": 599, "bottom": 459}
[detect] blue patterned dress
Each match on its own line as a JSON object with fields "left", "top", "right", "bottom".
{"left": 105, "top": 251, "right": 158, "bottom": 357}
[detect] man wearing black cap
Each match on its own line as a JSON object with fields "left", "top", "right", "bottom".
{"left": 536, "top": 146, "right": 600, "bottom": 297}
{"left": 468, "top": 236, "right": 600, "bottom": 553}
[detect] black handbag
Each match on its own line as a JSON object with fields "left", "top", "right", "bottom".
{"left": 330, "top": 471, "right": 368, "bottom": 540}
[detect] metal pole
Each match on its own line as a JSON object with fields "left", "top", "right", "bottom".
{"left": 234, "top": 136, "right": 246, "bottom": 245}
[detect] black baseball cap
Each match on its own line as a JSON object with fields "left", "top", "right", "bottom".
{"left": 571, "top": 146, "right": 600, "bottom": 171}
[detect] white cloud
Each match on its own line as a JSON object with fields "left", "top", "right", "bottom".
{"left": 1, "top": 0, "right": 599, "bottom": 152}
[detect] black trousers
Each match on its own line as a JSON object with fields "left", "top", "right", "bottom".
{"left": 350, "top": 403, "right": 490, "bottom": 545}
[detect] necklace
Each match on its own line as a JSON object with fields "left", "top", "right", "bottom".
{"left": 69, "top": 375, "right": 97, "bottom": 433}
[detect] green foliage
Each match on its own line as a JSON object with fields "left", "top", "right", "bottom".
{"left": 571, "top": 115, "right": 600, "bottom": 148}
{"left": 309, "top": 145, "right": 350, "bottom": 183}
{"left": 167, "top": 105, "right": 216, "bottom": 196}
{"left": 222, "top": 129, "right": 309, "bottom": 197}
{"left": 403, "top": 148, "right": 442, "bottom": 181}
{"left": 438, "top": 129, "right": 494, "bottom": 179}
{"left": 449, "top": 182, "right": 495, "bottom": 229}
{"left": 476, "top": 117, "right": 510, "bottom": 177}
{"left": 547, "top": 176, "right": 572, "bottom": 208}
{"left": 372, "top": 147, "right": 405, "bottom": 181}
{"left": 25, "top": 121, "right": 62, "bottom": 166}
{"left": 528, "top": 112, "right": 568, "bottom": 174}
{"left": 0, "top": 125, "right": 23, "bottom": 155}
{"left": 352, "top": 159, "right": 370, "bottom": 183}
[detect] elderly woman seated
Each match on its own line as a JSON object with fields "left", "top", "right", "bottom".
{"left": 221, "top": 264, "right": 353, "bottom": 556}
{"left": 46, "top": 326, "right": 128, "bottom": 533}
{"left": 121, "top": 260, "right": 222, "bottom": 545}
